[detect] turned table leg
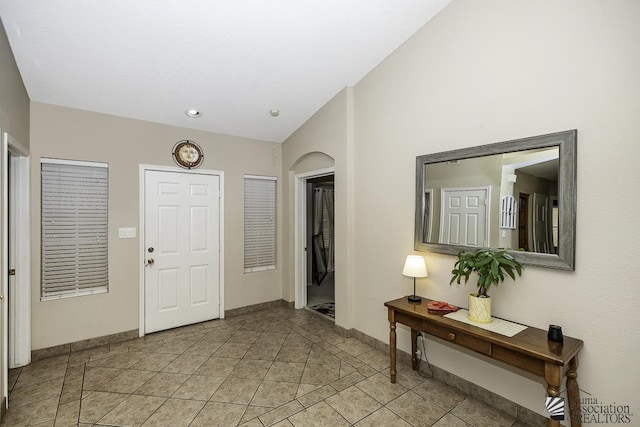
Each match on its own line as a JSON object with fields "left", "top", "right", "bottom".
{"left": 566, "top": 356, "right": 582, "bottom": 427}
{"left": 544, "top": 363, "right": 562, "bottom": 427}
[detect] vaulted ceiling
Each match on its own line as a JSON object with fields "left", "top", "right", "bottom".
{"left": 0, "top": 0, "right": 451, "bottom": 142}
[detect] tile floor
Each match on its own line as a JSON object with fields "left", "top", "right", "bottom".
{"left": 1, "top": 306, "right": 530, "bottom": 426}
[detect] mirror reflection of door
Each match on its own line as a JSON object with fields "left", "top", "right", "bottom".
{"left": 439, "top": 187, "right": 490, "bottom": 247}
{"left": 532, "top": 193, "right": 550, "bottom": 253}
{"left": 422, "top": 189, "right": 433, "bottom": 242}
{"left": 419, "top": 144, "right": 562, "bottom": 255}
{"left": 518, "top": 193, "right": 530, "bottom": 251}
{"left": 551, "top": 197, "right": 559, "bottom": 254}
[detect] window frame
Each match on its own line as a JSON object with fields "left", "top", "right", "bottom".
{"left": 40, "top": 158, "right": 109, "bottom": 300}
{"left": 243, "top": 175, "right": 277, "bottom": 273}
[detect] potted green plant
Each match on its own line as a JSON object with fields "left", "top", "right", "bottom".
{"left": 450, "top": 248, "right": 523, "bottom": 323}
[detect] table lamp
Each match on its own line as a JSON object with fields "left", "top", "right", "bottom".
{"left": 403, "top": 255, "right": 428, "bottom": 302}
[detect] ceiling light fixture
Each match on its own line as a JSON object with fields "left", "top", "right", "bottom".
{"left": 269, "top": 109, "right": 280, "bottom": 117}
{"left": 185, "top": 109, "right": 202, "bottom": 118}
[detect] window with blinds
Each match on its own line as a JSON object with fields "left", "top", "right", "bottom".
{"left": 41, "top": 158, "right": 109, "bottom": 300}
{"left": 244, "top": 175, "right": 277, "bottom": 273}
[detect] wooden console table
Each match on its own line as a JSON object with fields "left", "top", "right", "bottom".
{"left": 385, "top": 297, "right": 584, "bottom": 427}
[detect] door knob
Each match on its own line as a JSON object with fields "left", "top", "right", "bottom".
{"left": 145, "top": 258, "right": 155, "bottom": 266}
{"left": 148, "top": 247, "right": 154, "bottom": 253}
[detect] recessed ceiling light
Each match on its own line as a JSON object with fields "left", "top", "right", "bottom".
{"left": 269, "top": 109, "right": 280, "bottom": 117}
{"left": 185, "top": 109, "right": 202, "bottom": 118}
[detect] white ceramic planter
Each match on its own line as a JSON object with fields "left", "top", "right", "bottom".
{"left": 468, "top": 293, "right": 492, "bottom": 323}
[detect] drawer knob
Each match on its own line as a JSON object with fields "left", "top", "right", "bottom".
{"left": 448, "top": 332, "right": 456, "bottom": 341}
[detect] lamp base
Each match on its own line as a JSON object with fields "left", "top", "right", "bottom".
{"left": 407, "top": 295, "right": 422, "bottom": 303}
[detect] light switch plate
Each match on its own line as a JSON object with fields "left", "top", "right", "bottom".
{"left": 118, "top": 227, "right": 136, "bottom": 239}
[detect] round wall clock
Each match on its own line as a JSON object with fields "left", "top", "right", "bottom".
{"left": 172, "top": 140, "right": 204, "bottom": 169}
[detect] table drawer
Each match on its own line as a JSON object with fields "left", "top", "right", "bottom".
{"left": 421, "top": 321, "right": 492, "bottom": 356}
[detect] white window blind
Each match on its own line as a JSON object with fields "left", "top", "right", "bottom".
{"left": 41, "top": 159, "right": 109, "bottom": 300}
{"left": 244, "top": 175, "right": 277, "bottom": 273}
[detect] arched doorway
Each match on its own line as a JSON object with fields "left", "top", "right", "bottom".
{"left": 291, "top": 152, "right": 335, "bottom": 320}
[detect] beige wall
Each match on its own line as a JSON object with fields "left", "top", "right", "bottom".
{"left": 0, "top": 17, "right": 29, "bottom": 146}
{"left": 353, "top": 0, "right": 640, "bottom": 415}
{"left": 285, "top": 0, "right": 640, "bottom": 417}
{"left": 30, "top": 102, "right": 282, "bottom": 349}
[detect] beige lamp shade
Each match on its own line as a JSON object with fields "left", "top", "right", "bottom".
{"left": 402, "top": 255, "right": 428, "bottom": 278}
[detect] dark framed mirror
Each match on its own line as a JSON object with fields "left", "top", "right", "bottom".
{"left": 415, "top": 130, "right": 576, "bottom": 270}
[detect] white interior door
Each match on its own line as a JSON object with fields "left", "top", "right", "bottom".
{"left": 144, "top": 170, "right": 221, "bottom": 334}
{"left": 439, "top": 187, "right": 490, "bottom": 247}
{"left": 8, "top": 152, "right": 30, "bottom": 369}
{"left": 0, "top": 129, "right": 7, "bottom": 409}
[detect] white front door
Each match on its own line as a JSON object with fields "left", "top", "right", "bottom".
{"left": 439, "top": 187, "right": 490, "bottom": 247}
{"left": 144, "top": 170, "right": 221, "bottom": 334}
